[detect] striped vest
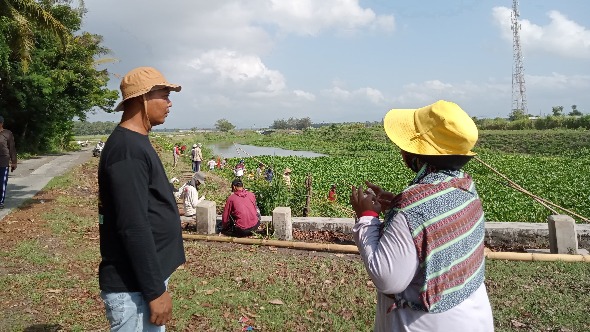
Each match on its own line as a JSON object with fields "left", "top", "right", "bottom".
{"left": 385, "top": 165, "right": 486, "bottom": 313}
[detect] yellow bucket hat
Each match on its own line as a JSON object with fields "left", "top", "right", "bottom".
{"left": 114, "top": 67, "right": 181, "bottom": 112}
{"left": 383, "top": 100, "right": 478, "bottom": 156}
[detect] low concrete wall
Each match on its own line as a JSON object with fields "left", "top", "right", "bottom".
{"left": 295, "top": 219, "right": 589, "bottom": 250}
{"left": 183, "top": 213, "right": 590, "bottom": 250}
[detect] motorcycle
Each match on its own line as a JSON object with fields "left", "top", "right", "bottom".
{"left": 93, "top": 146, "right": 103, "bottom": 157}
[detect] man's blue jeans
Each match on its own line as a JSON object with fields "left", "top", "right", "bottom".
{"left": 100, "top": 280, "right": 169, "bottom": 332}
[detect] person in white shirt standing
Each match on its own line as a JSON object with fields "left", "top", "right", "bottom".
{"left": 206, "top": 157, "right": 216, "bottom": 171}
{"left": 180, "top": 172, "right": 205, "bottom": 217}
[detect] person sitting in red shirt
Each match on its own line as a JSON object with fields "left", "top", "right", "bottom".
{"left": 328, "top": 184, "right": 337, "bottom": 201}
{"left": 219, "top": 178, "right": 260, "bottom": 236}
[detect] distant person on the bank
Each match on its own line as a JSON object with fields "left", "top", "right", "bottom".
{"left": 190, "top": 144, "right": 197, "bottom": 171}
{"left": 180, "top": 172, "right": 205, "bottom": 217}
{"left": 173, "top": 144, "right": 180, "bottom": 167}
{"left": 349, "top": 100, "right": 493, "bottom": 332}
{"left": 180, "top": 144, "right": 187, "bottom": 154}
{"left": 264, "top": 167, "right": 274, "bottom": 183}
{"left": 220, "top": 158, "right": 227, "bottom": 170}
{"left": 206, "top": 157, "right": 216, "bottom": 171}
{"left": 98, "top": 66, "right": 185, "bottom": 330}
{"left": 283, "top": 168, "right": 292, "bottom": 188}
{"left": 234, "top": 160, "right": 245, "bottom": 178}
{"left": 192, "top": 143, "right": 203, "bottom": 172}
{"left": 219, "top": 178, "right": 260, "bottom": 236}
{"left": 0, "top": 115, "right": 17, "bottom": 210}
{"left": 328, "top": 184, "right": 337, "bottom": 202}
{"left": 255, "top": 163, "right": 265, "bottom": 178}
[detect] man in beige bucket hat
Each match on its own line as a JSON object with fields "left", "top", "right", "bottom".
{"left": 98, "top": 67, "right": 185, "bottom": 330}
{"left": 350, "top": 100, "right": 493, "bottom": 331}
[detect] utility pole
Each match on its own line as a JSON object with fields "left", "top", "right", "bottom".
{"left": 511, "top": 0, "right": 528, "bottom": 117}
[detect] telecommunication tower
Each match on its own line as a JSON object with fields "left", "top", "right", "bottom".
{"left": 511, "top": 0, "right": 528, "bottom": 114}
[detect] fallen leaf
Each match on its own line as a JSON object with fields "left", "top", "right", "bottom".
{"left": 268, "top": 299, "right": 284, "bottom": 305}
{"left": 47, "top": 289, "right": 62, "bottom": 293}
{"left": 205, "top": 289, "right": 216, "bottom": 295}
{"left": 511, "top": 319, "right": 527, "bottom": 328}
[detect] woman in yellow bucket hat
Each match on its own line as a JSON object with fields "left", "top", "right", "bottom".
{"left": 350, "top": 100, "right": 493, "bottom": 331}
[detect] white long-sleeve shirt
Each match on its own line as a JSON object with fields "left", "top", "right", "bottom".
{"left": 180, "top": 185, "right": 204, "bottom": 217}
{"left": 353, "top": 213, "right": 494, "bottom": 332}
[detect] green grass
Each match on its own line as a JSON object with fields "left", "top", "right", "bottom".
{"left": 162, "top": 240, "right": 590, "bottom": 332}
{"left": 2, "top": 129, "right": 590, "bottom": 331}
{"left": 9, "top": 239, "right": 53, "bottom": 265}
{"left": 486, "top": 260, "right": 590, "bottom": 331}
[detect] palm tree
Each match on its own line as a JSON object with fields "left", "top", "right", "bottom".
{"left": 0, "top": 0, "right": 70, "bottom": 71}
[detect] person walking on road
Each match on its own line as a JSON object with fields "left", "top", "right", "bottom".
{"left": 98, "top": 67, "right": 185, "bottom": 330}
{"left": 0, "top": 115, "right": 17, "bottom": 210}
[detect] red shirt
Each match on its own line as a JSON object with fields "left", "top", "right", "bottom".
{"left": 328, "top": 189, "right": 336, "bottom": 201}
{"left": 222, "top": 189, "right": 259, "bottom": 230}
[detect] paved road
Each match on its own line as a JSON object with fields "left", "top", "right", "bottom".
{"left": 0, "top": 148, "right": 94, "bottom": 221}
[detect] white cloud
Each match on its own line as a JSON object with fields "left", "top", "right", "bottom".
{"left": 527, "top": 72, "right": 590, "bottom": 91}
{"left": 189, "top": 49, "right": 286, "bottom": 95}
{"left": 263, "top": 0, "right": 394, "bottom": 35}
{"left": 392, "top": 79, "right": 510, "bottom": 108}
{"left": 293, "top": 90, "right": 316, "bottom": 101}
{"left": 492, "top": 7, "right": 590, "bottom": 59}
{"left": 323, "top": 86, "right": 385, "bottom": 104}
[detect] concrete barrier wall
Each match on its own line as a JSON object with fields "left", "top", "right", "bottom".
{"left": 183, "top": 202, "right": 590, "bottom": 250}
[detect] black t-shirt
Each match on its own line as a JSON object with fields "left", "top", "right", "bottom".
{"left": 98, "top": 126, "right": 185, "bottom": 302}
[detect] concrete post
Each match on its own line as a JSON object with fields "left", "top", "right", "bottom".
{"left": 196, "top": 200, "right": 216, "bottom": 235}
{"left": 273, "top": 207, "right": 292, "bottom": 241}
{"left": 547, "top": 215, "right": 579, "bottom": 254}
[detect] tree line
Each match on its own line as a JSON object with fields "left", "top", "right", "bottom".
{"left": 1, "top": 0, "right": 117, "bottom": 152}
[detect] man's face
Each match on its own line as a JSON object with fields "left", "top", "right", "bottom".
{"left": 145, "top": 88, "right": 172, "bottom": 126}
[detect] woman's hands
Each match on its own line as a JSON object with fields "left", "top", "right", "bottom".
{"left": 350, "top": 185, "right": 380, "bottom": 219}
{"left": 365, "top": 181, "right": 395, "bottom": 212}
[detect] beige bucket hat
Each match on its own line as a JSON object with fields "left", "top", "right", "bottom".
{"left": 113, "top": 67, "right": 181, "bottom": 112}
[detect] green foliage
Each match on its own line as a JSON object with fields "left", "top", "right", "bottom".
{"left": 569, "top": 104, "right": 582, "bottom": 116}
{"left": 247, "top": 176, "right": 308, "bottom": 217}
{"left": 477, "top": 129, "right": 590, "bottom": 156}
{"left": 475, "top": 114, "right": 590, "bottom": 130}
{"left": 508, "top": 108, "right": 527, "bottom": 121}
{"left": 215, "top": 127, "right": 590, "bottom": 223}
{"left": 0, "top": 0, "right": 71, "bottom": 71}
{"left": 271, "top": 117, "right": 312, "bottom": 130}
{"left": 73, "top": 120, "right": 117, "bottom": 135}
{"left": 551, "top": 105, "right": 564, "bottom": 116}
{"left": 0, "top": 2, "right": 118, "bottom": 152}
{"left": 215, "top": 118, "right": 236, "bottom": 132}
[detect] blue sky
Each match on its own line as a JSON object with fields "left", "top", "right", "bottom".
{"left": 82, "top": 0, "right": 590, "bottom": 129}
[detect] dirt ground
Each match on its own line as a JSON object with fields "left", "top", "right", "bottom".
{"left": 0, "top": 156, "right": 361, "bottom": 330}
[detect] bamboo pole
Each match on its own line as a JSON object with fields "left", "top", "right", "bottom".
{"left": 183, "top": 233, "right": 359, "bottom": 253}
{"left": 183, "top": 234, "right": 590, "bottom": 262}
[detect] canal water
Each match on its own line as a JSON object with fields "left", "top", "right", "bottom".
{"left": 209, "top": 142, "right": 326, "bottom": 158}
